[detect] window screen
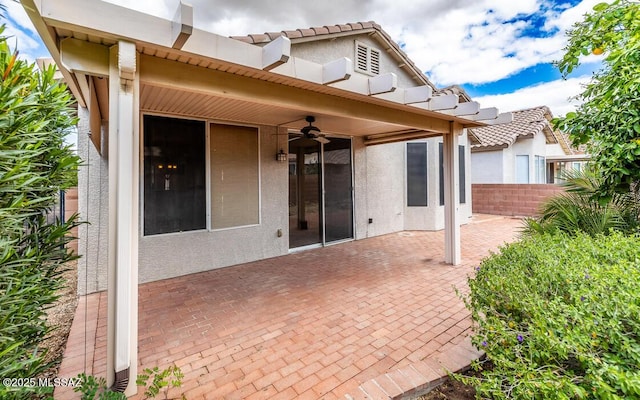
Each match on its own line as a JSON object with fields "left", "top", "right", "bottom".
{"left": 210, "top": 123, "right": 260, "bottom": 229}
{"left": 439, "top": 143, "right": 466, "bottom": 205}
{"left": 143, "top": 115, "right": 206, "bottom": 235}
{"left": 407, "top": 143, "right": 428, "bottom": 206}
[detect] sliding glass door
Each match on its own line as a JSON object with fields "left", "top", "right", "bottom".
{"left": 288, "top": 136, "right": 353, "bottom": 249}
{"left": 323, "top": 138, "right": 353, "bottom": 243}
{"left": 289, "top": 138, "right": 322, "bottom": 248}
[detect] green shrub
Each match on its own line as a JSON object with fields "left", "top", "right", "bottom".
{"left": 461, "top": 232, "right": 640, "bottom": 399}
{"left": 522, "top": 169, "right": 640, "bottom": 237}
{"left": 0, "top": 24, "right": 80, "bottom": 399}
{"left": 74, "top": 365, "right": 185, "bottom": 400}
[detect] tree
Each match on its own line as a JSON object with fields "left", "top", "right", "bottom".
{"left": 0, "top": 24, "right": 81, "bottom": 399}
{"left": 555, "top": 0, "right": 640, "bottom": 197}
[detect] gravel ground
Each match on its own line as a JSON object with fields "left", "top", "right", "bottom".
{"left": 40, "top": 259, "right": 78, "bottom": 379}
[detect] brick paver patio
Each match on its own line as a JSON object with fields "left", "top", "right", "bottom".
{"left": 57, "top": 215, "right": 521, "bottom": 399}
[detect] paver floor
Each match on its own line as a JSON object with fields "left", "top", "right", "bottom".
{"left": 57, "top": 215, "right": 521, "bottom": 399}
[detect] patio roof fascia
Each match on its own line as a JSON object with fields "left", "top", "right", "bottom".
{"left": 21, "top": 0, "right": 509, "bottom": 137}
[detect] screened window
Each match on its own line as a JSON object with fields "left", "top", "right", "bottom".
{"left": 406, "top": 143, "right": 428, "bottom": 206}
{"left": 438, "top": 143, "right": 466, "bottom": 205}
{"left": 535, "top": 155, "right": 546, "bottom": 183}
{"left": 143, "top": 115, "right": 206, "bottom": 235}
{"left": 210, "top": 123, "right": 260, "bottom": 229}
{"left": 459, "top": 145, "right": 466, "bottom": 204}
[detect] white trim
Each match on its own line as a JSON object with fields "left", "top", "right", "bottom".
{"left": 288, "top": 243, "right": 323, "bottom": 253}
{"left": 444, "top": 123, "right": 461, "bottom": 265}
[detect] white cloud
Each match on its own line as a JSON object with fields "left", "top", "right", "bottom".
{"left": 474, "top": 75, "right": 591, "bottom": 117}
{"left": 7, "top": 0, "right": 602, "bottom": 101}
{"left": 98, "top": 0, "right": 600, "bottom": 85}
{"left": 2, "top": 0, "right": 43, "bottom": 62}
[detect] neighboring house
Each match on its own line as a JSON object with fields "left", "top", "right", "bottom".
{"left": 469, "top": 106, "right": 588, "bottom": 184}
{"left": 23, "top": 0, "right": 510, "bottom": 395}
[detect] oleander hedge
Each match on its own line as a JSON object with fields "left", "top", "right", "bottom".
{"left": 0, "top": 24, "right": 80, "bottom": 399}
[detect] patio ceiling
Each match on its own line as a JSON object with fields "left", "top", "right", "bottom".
{"left": 140, "top": 83, "right": 420, "bottom": 137}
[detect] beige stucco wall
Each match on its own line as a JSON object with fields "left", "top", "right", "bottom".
{"left": 77, "top": 107, "right": 110, "bottom": 295}
{"left": 137, "top": 125, "right": 289, "bottom": 284}
{"left": 291, "top": 35, "right": 420, "bottom": 89}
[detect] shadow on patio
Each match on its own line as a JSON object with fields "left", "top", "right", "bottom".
{"left": 57, "top": 215, "right": 521, "bottom": 399}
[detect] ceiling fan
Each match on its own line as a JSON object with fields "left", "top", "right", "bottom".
{"left": 290, "top": 116, "right": 330, "bottom": 144}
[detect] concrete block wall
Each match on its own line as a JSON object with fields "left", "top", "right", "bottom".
{"left": 472, "top": 184, "right": 565, "bottom": 217}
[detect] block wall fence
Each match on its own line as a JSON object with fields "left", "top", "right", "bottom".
{"left": 472, "top": 184, "right": 565, "bottom": 217}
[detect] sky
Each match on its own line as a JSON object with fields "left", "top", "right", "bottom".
{"left": 3, "top": 0, "right": 605, "bottom": 119}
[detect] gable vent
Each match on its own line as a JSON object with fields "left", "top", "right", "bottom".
{"left": 370, "top": 48, "right": 380, "bottom": 75}
{"left": 354, "top": 41, "right": 380, "bottom": 76}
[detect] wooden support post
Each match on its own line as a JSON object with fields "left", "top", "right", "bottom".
{"left": 444, "top": 122, "right": 461, "bottom": 265}
{"left": 107, "top": 41, "right": 139, "bottom": 396}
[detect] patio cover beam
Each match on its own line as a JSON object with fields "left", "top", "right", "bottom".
{"left": 140, "top": 55, "right": 452, "bottom": 135}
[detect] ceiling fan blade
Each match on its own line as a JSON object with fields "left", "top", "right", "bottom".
{"left": 315, "top": 136, "right": 330, "bottom": 144}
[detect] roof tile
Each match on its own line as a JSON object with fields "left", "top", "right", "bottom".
{"left": 311, "top": 26, "right": 330, "bottom": 35}
{"left": 325, "top": 25, "right": 341, "bottom": 33}
{"left": 248, "top": 34, "right": 270, "bottom": 44}
{"left": 337, "top": 24, "right": 353, "bottom": 31}
{"left": 298, "top": 28, "right": 315, "bottom": 37}
{"left": 282, "top": 30, "right": 302, "bottom": 38}
{"left": 266, "top": 32, "right": 283, "bottom": 40}
{"left": 470, "top": 106, "right": 562, "bottom": 151}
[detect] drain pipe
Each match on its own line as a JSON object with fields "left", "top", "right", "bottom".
{"left": 109, "top": 368, "right": 130, "bottom": 393}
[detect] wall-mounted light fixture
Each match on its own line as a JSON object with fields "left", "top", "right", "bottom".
{"left": 276, "top": 148, "right": 287, "bottom": 162}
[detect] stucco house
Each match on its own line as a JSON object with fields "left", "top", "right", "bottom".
{"left": 469, "top": 106, "right": 588, "bottom": 184}
{"left": 23, "top": 0, "right": 511, "bottom": 394}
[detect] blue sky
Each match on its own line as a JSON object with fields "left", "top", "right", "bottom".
{"left": 4, "top": 0, "right": 603, "bottom": 117}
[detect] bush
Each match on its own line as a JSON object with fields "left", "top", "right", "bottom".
{"left": 522, "top": 169, "right": 640, "bottom": 237}
{"left": 0, "top": 24, "right": 80, "bottom": 399}
{"left": 461, "top": 232, "right": 640, "bottom": 399}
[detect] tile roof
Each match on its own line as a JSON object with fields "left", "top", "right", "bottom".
{"left": 469, "top": 106, "right": 574, "bottom": 154}
{"left": 230, "top": 21, "right": 380, "bottom": 45}
{"left": 230, "top": 21, "right": 433, "bottom": 88}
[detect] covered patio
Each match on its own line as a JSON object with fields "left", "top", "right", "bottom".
{"left": 56, "top": 216, "right": 521, "bottom": 399}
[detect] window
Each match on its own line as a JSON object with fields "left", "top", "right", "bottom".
{"left": 573, "top": 162, "right": 582, "bottom": 172}
{"left": 355, "top": 41, "right": 380, "bottom": 75}
{"left": 438, "top": 143, "right": 466, "bottom": 205}
{"left": 535, "top": 155, "right": 546, "bottom": 183}
{"left": 210, "top": 123, "right": 260, "bottom": 229}
{"left": 459, "top": 145, "right": 466, "bottom": 204}
{"left": 406, "top": 143, "right": 428, "bottom": 206}
{"left": 143, "top": 115, "right": 206, "bottom": 235}
{"left": 516, "top": 155, "right": 530, "bottom": 183}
